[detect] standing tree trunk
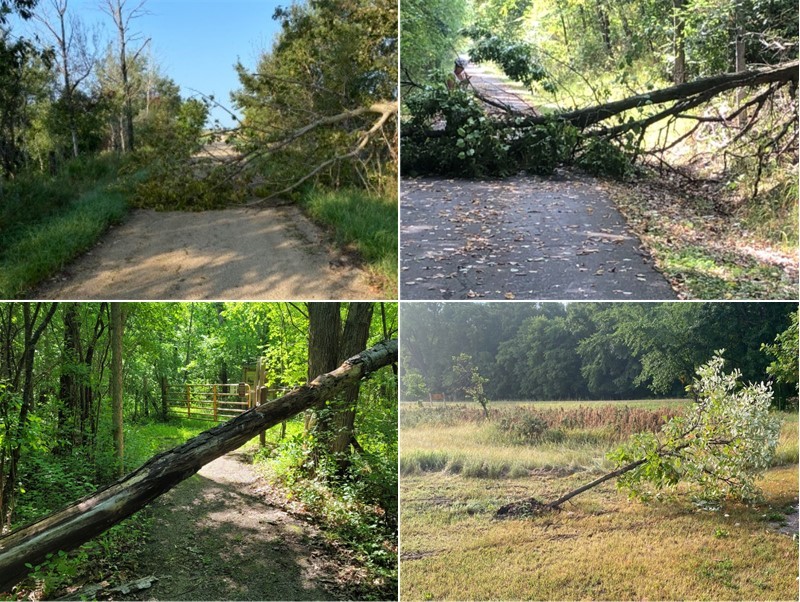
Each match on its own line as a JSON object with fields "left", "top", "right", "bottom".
{"left": 672, "top": 0, "right": 687, "bottom": 84}
{"left": 304, "top": 302, "right": 341, "bottom": 470}
{"left": 0, "top": 303, "right": 58, "bottom": 531}
{"left": 110, "top": 303, "right": 124, "bottom": 477}
{"left": 102, "top": 0, "right": 149, "bottom": 153}
{"left": 330, "top": 303, "right": 374, "bottom": 468}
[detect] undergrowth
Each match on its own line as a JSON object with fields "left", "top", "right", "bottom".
{"left": 0, "top": 155, "right": 129, "bottom": 298}
{"left": 299, "top": 187, "right": 398, "bottom": 297}
{"left": 253, "top": 413, "right": 398, "bottom": 600}
{"left": 399, "top": 403, "right": 798, "bottom": 478}
{"left": 9, "top": 416, "right": 208, "bottom": 600}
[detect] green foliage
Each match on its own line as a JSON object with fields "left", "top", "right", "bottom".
{"left": 299, "top": 187, "right": 398, "bottom": 295}
{"left": 24, "top": 549, "right": 86, "bottom": 598}
{"left": 762, "top": 310, "right": 799, "bottom": 401}
{"left": 402, "top": 302, "right": 795, "bottom": 403}
{"left": 400, "top": 0, "right": 467, "bottom": 81}
{"left": 449, "top": 353, "right": 489, "bottom": 415}
{"left": 576, "top": 136, "right": 633, "bottom": 179}
{"left": 233, "top": 0, "right": 396, "bottom": 196}
{"left": 609, "top": 353, "right": 781, "bottom": 503}
{"left": 463, "top": 24, "right": 550, "bottom": 90}
{"left": 131, "top": 161, "right": 245, "bottom": 211}
{"left": 0, "top": 154, "right": 127, "bottom": 296}
{"left": 402, "top": 85, "right": 579, "bottom": 177}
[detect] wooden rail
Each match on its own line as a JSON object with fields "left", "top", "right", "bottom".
{"left": 166, "top": 383, "right": 252, "bottom": 422}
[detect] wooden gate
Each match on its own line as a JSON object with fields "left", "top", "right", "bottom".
{"left": 166, "top": 383, "right": 252, "bottom": 422}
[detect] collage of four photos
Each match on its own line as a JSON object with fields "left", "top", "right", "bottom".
{"left": 0, "top": 0, "right": 797, "bottom": 600}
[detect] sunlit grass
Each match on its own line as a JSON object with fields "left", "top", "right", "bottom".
{"left": 299, "top": 187, "right": 397, "bottom": 297}
{"left": 400, "top": 402, "right": 799, "bottom": 600}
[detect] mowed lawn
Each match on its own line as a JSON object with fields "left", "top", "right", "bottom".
{"left": 399, "top": 402, "right": 799, "bottom": 601}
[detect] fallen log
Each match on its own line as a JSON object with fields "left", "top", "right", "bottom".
{"left": 0, "top": 338, "right": 397, "bottom": 592}
{"left": 542, "top": 60, "right": 798, "bottom": 129}
{"left": 414, "top": 61, "right": 799, "bottom": 137}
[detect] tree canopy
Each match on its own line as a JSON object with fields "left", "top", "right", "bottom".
{"left": 400, "top": 302, "right": 796, "bottom": 405}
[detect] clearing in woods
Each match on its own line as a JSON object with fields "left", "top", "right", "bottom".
{"left": 122, "top": 451, "right": 369, "bottom": 601}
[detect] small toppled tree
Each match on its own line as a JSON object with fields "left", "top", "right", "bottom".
{"left": 498, "top": 352, "right": 781, "bottom": 516}
{"left": 609, "top": 352, "right": 781, "bottom": 504}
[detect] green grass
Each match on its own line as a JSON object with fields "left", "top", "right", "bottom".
{"left": 299, "top": 187, "right": 397, "bottom": 296}
{"left": 400, "top": 402, "right": 799, "bottom": 600}
{"left": 0, "top": 155, "right": 130, "bottom": 298}
{"left": 652, "top": 243, "right": 796, "bottom": 300}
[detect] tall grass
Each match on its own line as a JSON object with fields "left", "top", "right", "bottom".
{"left": 299, "top": 187, "right": 397, "bottom": 296}
{"left": 400, "top": 403, "right": 799, "bottom": 478}
{"left": 0, "top": 154, "right": 129, "bottom": 297}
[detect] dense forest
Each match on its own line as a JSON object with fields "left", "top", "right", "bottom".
{"left": 0, "top": 0, "right": 398, "bottom": 298}
{"left": 400, "top": 0, "right": 798, "bottom": 299}
{"left": 400, "top": 302, "right": 798, "bottom": 403}
{"left": 0, "top": 302, "right": 398, "bottom": 599}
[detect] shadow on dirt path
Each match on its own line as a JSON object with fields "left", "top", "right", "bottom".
{"left": 126, "top": 452, "right": 358, "bottom": 601}
{"left": 400, "top": 174, "right": 676, "bottom": 300}
{"left": 33, "top": 206, "right": 375, "bottom": 300}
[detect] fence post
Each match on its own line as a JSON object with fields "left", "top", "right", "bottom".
{"left": 185, "top": 384, "right": 191, "bottom": 419}
{"left": 259, "top": 386, "right": 268, "bottom": 448}
{"left": 213, "top": 384, "right": 218, "bottom": 422}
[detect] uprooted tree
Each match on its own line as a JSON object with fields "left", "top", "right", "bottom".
{"left": 0, "top": 338, "right": 397, "bottom": 592}
{"left": 497, "top": 352, "right": 782, "bottom": 517}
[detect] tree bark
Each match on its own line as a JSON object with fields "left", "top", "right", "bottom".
{"left": 331, "top": 303, "right": 374, "bottom": 464}
{"left": 110, "top": 303, "right": 124, "bottom": 477}
{"left": 304, "top": 302, "right": 341, "bottom": 469}
{"left": 672, "top": 0, "right": 686, "bottom": 84}
{"left": 469, "top": 61, "right": 798, "bottom": 130}
{"left": 0, "top": 338, "right": 396, "bottom": 592}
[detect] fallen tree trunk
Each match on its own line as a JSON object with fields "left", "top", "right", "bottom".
{"left": 0, "top": 338, "right": 397, "bottom": 592}
{"left": 418, "top": 61, "right": 798, "bottom": 138}
{"left": 495, "top": 457, "right": 647, "bottom": 516}
{"left": 539, "top": 60, "right": 798, "bottom": 129}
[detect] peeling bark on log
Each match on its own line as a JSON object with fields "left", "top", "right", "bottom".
{"left": 0, "top": 339, "right": 397, "bottom": 592}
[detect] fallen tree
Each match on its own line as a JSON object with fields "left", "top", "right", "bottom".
{"left": 0, "top": 338, "right": 397, "bottom": 592}
{"left": 402, "top": 61, "right": 798, "bottom": 180}
{"left": 496, "top": 353, "right": 781, "bottom": 517}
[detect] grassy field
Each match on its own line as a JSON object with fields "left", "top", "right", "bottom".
{"left": 399, "top": 402, "right": 799, "bottom": 601}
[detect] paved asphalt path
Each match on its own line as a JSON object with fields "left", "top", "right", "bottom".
{"left": 400, "top": 174, "right": 676, "bottom": 300}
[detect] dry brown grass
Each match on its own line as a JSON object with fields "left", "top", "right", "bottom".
{"left": 400, "top": 403, "right": 799, "bottom": 600}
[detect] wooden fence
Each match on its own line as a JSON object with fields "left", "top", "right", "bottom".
{"left": 166, "top": 383, "right": 252, "bottom": 422}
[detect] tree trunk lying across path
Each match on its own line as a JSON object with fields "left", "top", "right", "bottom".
{"left": 538, "top": 60, "right": 798, "bottom": 130}
{"left": 0, "top": 339, "right": 397, "bottom": 592}
{"left": 419, "top": 61, "right": 798, "bottom": 139}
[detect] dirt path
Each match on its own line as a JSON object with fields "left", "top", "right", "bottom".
{"left": 33, "top": 206, "right": 375, "bottom": 300}
{"left": 401, "top": 174, "right": 676, "bottom": 300}
{"left": 126, "top": 452, "right": 360, "bottom": 601}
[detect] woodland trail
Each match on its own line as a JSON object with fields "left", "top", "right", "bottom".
{"left": 33, "top": 206, "right": 374, "bottom": 300}
{"left": 124, "top": 451, "right": 358, "bottom": 601}
{"left": 400, "top": 62, "right": 676, "bottom": 300}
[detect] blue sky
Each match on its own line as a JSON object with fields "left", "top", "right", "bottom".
{"left": 20, "top": 0, "right": 285, "bottom": 126}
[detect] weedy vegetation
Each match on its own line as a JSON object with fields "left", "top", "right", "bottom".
{"left": 399, "top": 400, "right": 799, "bottom": 601}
